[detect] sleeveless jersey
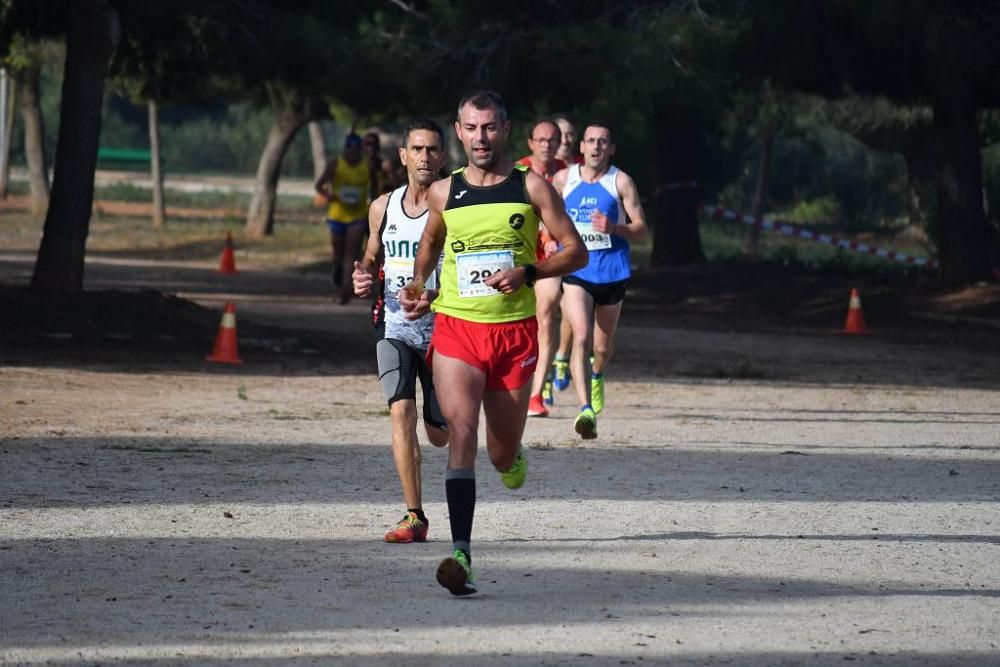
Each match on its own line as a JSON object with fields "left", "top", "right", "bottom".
{"left": 326, "top": 156, "right": 371, "bottom": 221}
{"left": 432, "top": 165, "right": 539, "bottom": 323}
{"left": 562, "top": 164, "right": 631, "bottom": 284}
{"left": 373, "top": 186, "right": 437, "bottom": 350}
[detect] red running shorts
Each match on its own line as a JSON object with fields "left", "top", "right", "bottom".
{"left": 428, "top": 313, "right": 538, "bottom": 390}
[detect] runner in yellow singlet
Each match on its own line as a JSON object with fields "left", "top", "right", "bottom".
{"left": 315, "top": 134, "right": 371, "bottom": 304}
{"left": 399, "top": 90, "right": 587, "bottom": 596}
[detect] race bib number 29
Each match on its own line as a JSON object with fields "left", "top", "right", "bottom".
{"left": 456, "top": 250, "right": 515, "bottom": 298}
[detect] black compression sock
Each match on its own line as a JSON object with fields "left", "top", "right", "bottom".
{"left": 445, "top": 468, "right": 476, "bottom": 555}
{"left": 408, "top": 508, "right": 427, "bottom": 523}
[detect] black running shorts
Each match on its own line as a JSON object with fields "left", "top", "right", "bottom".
{"left": 376, "top": 338, "right": 447, "bottom": 429}
{"left": 562, "top": 275, "right": 629, "bottom": 306}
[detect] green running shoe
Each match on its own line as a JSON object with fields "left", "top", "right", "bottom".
{"left": 500, "top": 449, "right": 527, "bottom": 489}
{"left": 574, "top": 406, "right": 598, "bottom": 440}
{"left": 591, "top": 374, "right": 605, "bottom": 415}
{"left": 437, "top": 549, "right": 477, "bottom": 596}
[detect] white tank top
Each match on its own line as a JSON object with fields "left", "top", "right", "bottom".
{"left": 380, "top": 185, "right": 437, "bottom": 349}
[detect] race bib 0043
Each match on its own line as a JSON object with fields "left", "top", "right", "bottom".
{"left": 455, "top": 250, "right": 514, "bottom": 298}
{"left": 575, "top": 222, "right": 612, "bottom": 251}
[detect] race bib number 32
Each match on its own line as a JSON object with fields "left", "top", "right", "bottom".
{"left": 456, "top": 250, "right": 515, "bottom": 298}
{"left": 384, "top": 257, "right": 437, "bottom": 295}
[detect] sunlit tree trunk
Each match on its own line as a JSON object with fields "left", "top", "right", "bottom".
{"left": 308, "top": 120, "right": 326, "bottom": 181}
{"left": 245, "top": 85, "right": 314, "bottom": 237}
{"left": 16, "top": 65, "right": 50, "bottom": 215}
{"left": 30, "top": 0, "right": 119, "bottom": 295}
{"left": 148, "top": 97, "right": 166, "bottom": 227}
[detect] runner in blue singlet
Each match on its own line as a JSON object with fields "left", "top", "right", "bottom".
{"left": 551, "top": 122, "right": 649, "bottom": 439}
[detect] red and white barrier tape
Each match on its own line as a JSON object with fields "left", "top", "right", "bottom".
{"left": 700, "top": 205, "right": 938, "bottom": 270}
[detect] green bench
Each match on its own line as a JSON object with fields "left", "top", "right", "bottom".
{"left": 96, "top": 147, "right": 162, "bottom": 170}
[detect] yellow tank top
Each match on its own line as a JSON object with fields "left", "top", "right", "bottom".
{"left": 326, "top": 156, "right": 371, "bottom": 221}
{"left": 432, "top": 165, "right": 539, "bottom": 323}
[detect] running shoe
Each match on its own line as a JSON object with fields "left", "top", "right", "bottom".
{"left": 591, "top": 374, "right": 605, "bottom": 415}
{"left": 437, "top": 549, "right": 477, "bottom": 596}
{"left": 553, "top": 359, "right": 571, "bottom": 391}
{"left": 527, "top": 394, "right": 549, "bottom": 418}
{"left": 384, "top": 511, "right": 428, "bottom": 543}
{"left": 500, "top": 449, "right": 528, "bottom": 489}
{"left": 541, "top": 378, "right": 554, "bottom": 406}
{"left": 574, "top": 406, "right": 598, "bottom": 440}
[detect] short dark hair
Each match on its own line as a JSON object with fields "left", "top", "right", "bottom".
{"left": 584, "top": 121, "right": 613, "bottom": 143}
{"left": 403, "top": 118, "right": 446, "bottom": 148}
{"left": 457, "top": 90, "right": 508, "bottom": 123}
{"left": 530, "top": 118, "right": 562, "bottom": 141}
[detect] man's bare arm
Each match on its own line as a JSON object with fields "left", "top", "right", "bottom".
{"left": 315, "top": 160, "right": 337, "bottom": 197}
{"left": 353, "top": 193, "right": 389, "bottom": 298}
{"left": 526, "top": 172, "right": 587, "bottom": 279}
{"left": 614, "top": 170, "right": 649, "bottom": 242}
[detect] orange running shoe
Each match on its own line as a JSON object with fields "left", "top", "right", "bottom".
{"left": 384, "top": 511, "right": 428, "bottom": 543}
{"left": 527, "top": 394, "right": 549, "bottom": 417}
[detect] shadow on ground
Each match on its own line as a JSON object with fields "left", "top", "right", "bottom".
{"left": 4, "top": 437, "right": 998, "bottom": 509}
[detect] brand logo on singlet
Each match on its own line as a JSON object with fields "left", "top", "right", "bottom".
{"left": 387, "top": 224, "right": 397, "bottom": 232}
{"left": 451, "top": 239, "right": 466, "bottom": 253}
{"left": 508, "top": 213, "right": 525, "bottom": 230}
{"left": 455, "top": 190, "right": 468, "bottom": 200}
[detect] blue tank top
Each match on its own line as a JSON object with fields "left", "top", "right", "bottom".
{"left": 561, "top": 164, "right": 631, "bottom": 284}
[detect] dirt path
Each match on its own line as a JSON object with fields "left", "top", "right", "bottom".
{"left": 2, "top": 253, "right": 999, "bottom": 666}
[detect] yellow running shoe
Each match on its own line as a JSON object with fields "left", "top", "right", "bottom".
{"left": 500, "top": 449, "right": 527, "bottom": 489}
{"left": 591, "top": 374, "right": 605, "bottom": 415}
{"left": 574, "top": 406, "right": 598, "bottom": 440}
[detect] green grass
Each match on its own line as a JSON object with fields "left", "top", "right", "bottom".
{"left": 92, "top": 182, "right": 315, "bottom": 211}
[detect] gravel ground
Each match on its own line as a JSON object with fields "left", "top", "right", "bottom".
{"left": 2, "top": 252, "right": 1000, "bottom": 666}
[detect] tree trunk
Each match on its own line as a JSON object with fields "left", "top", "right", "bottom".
{"left": 650, "top": 124, "right": 705, "bottom": 266}
{"left": 742, "top": 123, "right": 774, "bottom": 258}
{"left": 308, "top": 120, "right": 327, "bottom": 181}
{"left": 148, "top": 97, "right": 166, "bottom": 227}
{"left": 245, "top": 86, "right": 312, "bottom": 237}
{"left": 901, "top": 138, "right": 937, "bottom": 239}
{"left": 932, "top": 97, "right": 992, "bottom": 286}
{"left": 30, "top": 0, "right": 119, "bottom": 295}
{"left": 16, "top": 65, "right": 50, "bottom": 215}
{"left": 0, "top": 68, "right": 13, "bottom": 199}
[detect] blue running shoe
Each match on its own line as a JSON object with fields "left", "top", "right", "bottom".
{"left": 553, "top": 359, "right": 570, "bottom": 391}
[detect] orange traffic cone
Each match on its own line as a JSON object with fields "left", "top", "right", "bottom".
{"left": 843, "top": 288, "right": 868, "bottom": 334}
{"left": 217, "top": 232, "right": 238, "bottom": 274}
{"left": 206, "top": 302, "right": 244, "bottom": 364}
